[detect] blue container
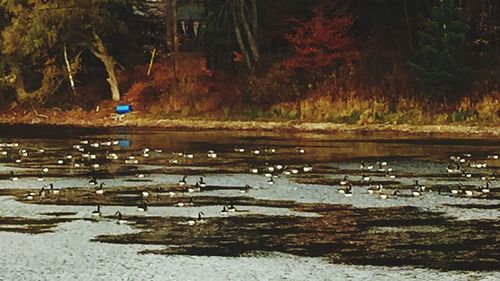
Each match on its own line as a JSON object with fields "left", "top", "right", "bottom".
{"left": 118, "top": 140, "right": 130, "bottom": 148}
{"left": 116, "top": 104, "right": 132, "bottom": 115}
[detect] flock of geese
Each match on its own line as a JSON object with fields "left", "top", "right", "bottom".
{"left": 0, "top": 140, "right": 498, "bottom": 226}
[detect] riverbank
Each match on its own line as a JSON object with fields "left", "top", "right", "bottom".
{"left": 0, "top": 107, "right": 499, "bottom": 140}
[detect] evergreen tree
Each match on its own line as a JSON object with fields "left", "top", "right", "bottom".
{"left": 411, "top": 0, "right": 470, "bottom": 99}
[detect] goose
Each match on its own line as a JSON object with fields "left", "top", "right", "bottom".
{"left": 295, "top": 147, "right": 305, "bottom": 154}
{"left": 361, "top": 173, "right": 371, "bottom": 183}
{"left": 10, "top": 171, "right": 19, "bottom": 181}
{"left": 250, "top": 167, "right": 259, "bottom": 174}
{"left": 169, "top": 159, "right": 178, "bottom": 164}
{"left": 65, "top": 155, "right": 73, "bottom": 159}
{"left": 179, "top": 175, "right": 187, "bottom": 186}
{"left": 291, "top": 169, "right": 299, "bottom": 174}
{"left": 267, "top": 177, "right": 275, "bottom": 185}
{"left": 385, "top": 170, "right": 396, "bottom": 179}
{"left": 228, "top": 203, "right": 237, "bottom": 212}
{"left": 264, "top": 172, "right": 273, "bottom": 178}
{"left": 368, "top": 182, "right": 383, "bottom": 194}
{"left": 89, "top": 176, "right": 98, "bottom": 186}
{"left": 57, "top": 159, "right": 64, "bottom": 165}
{"left": 338, "top": 183, "right": 353, "bottom": 197}
{"left": 48, "top": 183, "right": 60, "bottom": 195}
{"left": 39, "top": 187, "right": 46, "bottom": 198}
{"left": 175, "top": 202, "right": 185, "bottom": 207}
{"left": 303, "top": 166, "right": 313, "bottom": 172}
{"left": 207, "top": 150, "right": 217, "bottom": 158}
{"left": 340, "top": 175, "right": 349, "bottom": 186}
{"left": 220, "top": 205, "right": 229, "bottom": 216}
{"left": 142, "top": 191, "right": 149, "bottom": 198}
{"left": 25, "top": 192, "right": 35, "bottom": 200}
{"left": 240, "top": 185, "right": 251, "bottom": 193}
{"left": 252, "top": 149, "right": 261, "bottom": 155}
{"left": 276, "top": 164, "right": 284, "bottom": 170}
{"left": 106, "top": 151, "right": 119, "bottom": 160}
{"left": 187, "top": 212, "right": 205, "bottom": 226}
{"left": 136, "top": 173, "right": 145, "bottom": 178}
{"left": 481, "top": 182, "right": 491, "bottom": 193}
{"left": 412, "top": 185, "right": 424, "bottom": 197}
{"left": 92, "top": 163, "right": 100, "bottom": 169}
{"left": 0, "top": 150, "right": 6, "bottom": 155}
{"left": 15, "top": 159, "right": 21, "bottom": 163}
{"left": 379, "top": 189, "right": 400, "bottom": 200}
{"left": 42, "top": 167, "right": 49, "bottom": 173}
{"left": 36, "top": 172, "right": 44, "bottom": 182}
{"left": 115, "top": 211, "right": 127, "bottom": 224}
{"left": 198, "top": 177, "right": 207, "bottom": 188}
{"left": 91, "top": 205, "right": 101, "bottom": 217}
{"left": 450, "top": 184, "right": 462, "bottom": 195}
{"left": 487, "top": 154, "right": 499, "bottom": 159}
{"left": 138, "top": 202, "right": 148, "bottom": 212}
{"left": 90, "top": 142, "right": 100, "bottom": 148}
{"left": 447, "top": 162, "right": 462, "bottom": 174}
{"left": 95, "top": 183, "right": 105, "bottom": 195}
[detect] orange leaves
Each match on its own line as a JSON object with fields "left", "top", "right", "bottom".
{"left": 284, "top": 7, "right": 357, "bottom": 70}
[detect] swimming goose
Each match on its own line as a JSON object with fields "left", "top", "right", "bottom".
{"left": 48, "top": 183, "right": 60, "bottom": 195}
{"left": 220, "top": 205, "right": 229, "bottom": 215}
{"left": 385, "top": 170, "right": 396, "bottom": 179}
{"left": 91, "top": 205, "right": 101, "bottom": 217}
{"left": 340, "top": 175, "right": 349, "bottom": 186}
{"left": 481, "top": 181, "right": 491, "bottom": 193}
{"left": 228, "top": 203, "right": 237, "bottom": 212}
{"left": 295, "top": 147, "right": 305, "bottom": 154}
{"left": 187, "top": 212, "right": 205, "bottom": 226}
{"left": 115, "top": 211, "right": 127, "bottom": 224}
{"left": 36, "top": 172, "right": 44, "bottom": 182}
{"left": 338, "top": 183, "right": 353, "bottom": 197}
{"left": 198, "top": 177, "right": 207, "bottom": 188}
{"left": 450, "top": 184, "right": 462, "bottom": 195}
{"left": 142, "top": 191, "right": 149, "bottom": 198}
{"left": 138, "top": 202, "right": 148, "bottom": 212}
{"left": 10, "top": 171, "right": 19, "bottom": 181}
{"left": 267, "top": 177, "right": 275, "bottom": 185}
{"left": 179, "top": 175, "right": 187, "bottom": 186}
{"left": 89, "top": 176, "right": 98, "bottom": 186}
{"left": 379, "top": 189, "right": 400, "bottom": 200}
{"left": 368, "top": 182, "right": 383, "bottom": 194}
{"left": 39, "top": 187, "right": 46, "bottom": 198}
{"left": 95, "top": 183, "right": 105, "bottom": 195}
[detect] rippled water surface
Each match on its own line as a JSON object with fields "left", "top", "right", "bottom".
{"left": 0, "top": 125, "right": 498, "bottom": 280}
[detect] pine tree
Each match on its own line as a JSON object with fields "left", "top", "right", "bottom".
{"left": 411, "top": 0, "right": 470, "bottom": 99}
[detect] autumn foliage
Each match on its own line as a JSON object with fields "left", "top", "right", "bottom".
{"left": 284, "top": 7, "right": 357, "bottom": 70}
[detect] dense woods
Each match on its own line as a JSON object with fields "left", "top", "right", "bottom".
{"left": 0, "top": 0, "right": 499, "bottom": 124}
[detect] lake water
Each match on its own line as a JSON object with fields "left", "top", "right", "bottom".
{"left": 0, "top": 125, "right": 498, "bottom": 280}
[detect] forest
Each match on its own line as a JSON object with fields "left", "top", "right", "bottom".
{"left": 0, "top": 0, "right": 499, "bottom": 126}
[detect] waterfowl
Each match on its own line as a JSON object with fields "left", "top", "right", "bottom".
{"left": 48, "top": 183, "right": 60, "bottom": 195}
{"left": 91, "top": 205, "right": 101, "bottom": 217}
{"left": 15, "top": 159, "right": 21, "bottom": 163}
{"left": 92, "top": 163, "right": 100, "bottom": 169}
{"left": 10, "top": 171, "right": 19, "bottom": 181}
{"left": 447, "top": 162, "right": 462, "bottom": 174}
{"left": 36, "top": 172, "right": 44, "bottom": 182}
{"left": 114, "top": 211, "right": 127, "bottom": 224}
{"left": 179, "top": 175, "right": 187, "bottom": 186}
{"left": 450, "top": 184, "right": 462, "bottom": 195}
{"left": 39, "top": 187, "right": 46, "bottom": 198}
{"left": 487, "top": 154, "right": 499, "bottom": 159}
{"left": 368, "top": 182, "right": 383, "bottom": 194}
{"left": 340, "top": 175, "right": 349, "bottom": 186}
{"left": 169, "top": 159, "right": 179, "bottom": 164}
{"left": 57, "top": 159, "right": 64, "bottom": 165}
{"left": 176, "top": 202, "right": 185, "bottom": 207}
{"left": 220, "top": 205, "right": 229, "bottom": 215}
{"left": 252, "top": 149, "right": 261, "bottom": 155}
{"left": 187, "top": 211, "right": 206, "bottom": 226}
{"left": 207, "top": 150, "right": 217, "bottom": 158}
{"left": 95, "top": 183, "right": 105, "bottom": 195}
{"left": 338, "top": 183, "right": 353, "bottom": 197}
{"left": 138, "top": 202, "right": 148, "bottom": 212}
{"left": 385, "top": 170, "right": 396, "bottom": 179}
{"left": 379, "top": 189, "right": 400, "bottom": 200}
{"left": 361, "top": 173, "right": 371, "bottom": 183}
{"left": 250, "top": 167, "right": 259, "bottom": 174}
{"left": 25, "top": 192, "right": 35, "bottom": 200}
{"left": 481, "top": 181, "right": 491, "bottom": 193}
{"left": 42, "top": 167, "right": 49, "bottom": 173}
{"left": 136, "top": 173, "right": 145, "bottom": 178}
{"left": 198, "top": 177, "right": 207, "bottom": 188}
{"left": 142, "top": 191, "right": 149, "bottom": 198}
{"left": 228, "top": 204, "right": 237, "bottom": 212}
{"left": 89, "top": 176, "right": 98, "bottom": 186}
{"left": 295, "top": 147, "right": 305, "bottom": 154}
{"left": 303, "top": 166, "right": 313, "bottom": 172}
{"left": 106, "top": 151, "right": 119, "bottom": 160}
{"left": 267, "top": 177, "right": 275, "bottom": 185}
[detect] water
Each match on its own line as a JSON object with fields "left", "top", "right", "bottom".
{"left": 0, "top": 125, "right": 498, "bottom": 280}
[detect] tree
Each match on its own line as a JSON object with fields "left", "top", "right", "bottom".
{"left": 410, "top": 0, "right": 470, "bottom": 99}
{"left": 284, "top": 5, "right": 356, "bottom": 72}
{"left": 0, "top": 0, "right": 131, "bottom": 102}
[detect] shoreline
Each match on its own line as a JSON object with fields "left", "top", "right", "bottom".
{"left": 0, "top": 114, "right": 499, "bottom": 140}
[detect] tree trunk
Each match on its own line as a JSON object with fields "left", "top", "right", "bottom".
{"left": 165, "top": 0, "right": 177, "bottom": 77}
{"left": 90, "top": 31, "right": 120, "bottom": 101}
{"left": 230, "top": 1, "right": 252, "bottom": 71}
{"left": 250, "top": 0, "right": 258, "bottom": 42}
{"left": 237, "top": 0, "right": 259, "bottom": 63}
